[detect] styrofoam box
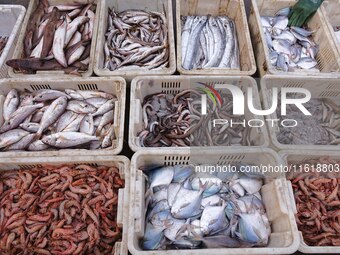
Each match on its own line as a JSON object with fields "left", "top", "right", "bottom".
{"left": 0, "top": 5, "right": 26, "bottom": 78}
{"left": 129, "top": 76, "right": 270, "bottom": 152}
{"left": 0, "top": 77, "right": 126, "bottom": 157}
{"left": 248, "top": 0, "right": 340, "bottom": 77}
{"left": 321, "top": 0, "right": 340, "bottom": 65}
{"left": 176, "top": 0, "right": 256, "bottom": 76}
{"left": 0, "top": 155, "right": 130, "bottom": 255}
{"left": 261, "top": 75, "right": 340, "bottom": 151}
{"left": 94, "top": 0, "right": 176, "bottom": 81}
{"left": 8, "top": 0, "right": 101, "bottom": 78}
{"left": 128, "top": 148, "right": 300, "bottom": 255}
{"left": 279, "top": 150, "right": 340, "bottom": 254}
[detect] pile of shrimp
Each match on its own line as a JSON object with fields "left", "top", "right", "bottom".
{"left": 288, "top": 157, "right": 340, "bottom": 246}
{"left": 0, "top": 164, "right": 124, "bottom": 254}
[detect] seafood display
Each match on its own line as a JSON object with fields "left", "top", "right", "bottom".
{"left": 142, "top": 164, "right": 271, "bottom": 249}
{"left": 288, "top": 157, "right": 340, "bottom": 246}
{"left": 0, "top": 89, "right": 117, "bottom": 151}
{"left": 6, "top": 0, "right": 96, "bottom": 75}
{"left": 138, "top": 86, "right": 253, "bottom": 147}
{"left": 277, "top": 98, "right": 340, "bottom": 145}
{"left": 0, "top": 36, "right": 8, "bottom": 57}
{"left": 103, "top": 8, "right": 169, "bottom": 71}
{"left": 181, "top": 16, "right": 240, "bottom": 70}
{"left": 0, "top": 164, "right": 124, "bottom": 254}
{"left": 261, "top": 7, "right": 320, "bottom": 72}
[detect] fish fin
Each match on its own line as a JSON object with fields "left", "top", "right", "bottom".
{"left": 180, "top": 202, "right": 190, "bottom": 209}
{"left": 145, "top": 188, "right": 153, "bottom": 198}
{"left": 190, "top": 228, "right": 203, "bottom": 241}
{"left": 209, "top": 219, "right": 218, "bottom": 225}
{"left": 253, "top": 227, "right": 263, "bottom": 240}
{"left": 174, "top": 221, "right": 190, "bottom": 240}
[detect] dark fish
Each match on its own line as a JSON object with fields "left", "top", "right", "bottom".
{"left": 65, "top": 39, "right": 90, "bottom": 63}
{"left": 41, "top": 7, "right": 60, "bottom": 58}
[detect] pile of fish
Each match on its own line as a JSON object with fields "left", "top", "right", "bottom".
{"left": 261, "top": 7, "right": 320, "bottom": 72}
{"left": 103, "top": 8, "right": 169, "bottom": 71}
{"left": 277, "top": 98, "right": 340, "bottom": 145}
{"left": 288, "top": 157, "right": 340, "bottom": 246}
{"left": 0, "top": 36, "right": 8, "bottom": 57}
{"left": 138, "top": 86, "right": 252, "bottom": 147}
{"left": 6, "top": 0, "right": 96, "bottom": 75}
{"left": 142, "top": 164, "right": 271, "bottom": 249}
{"left": 334, "top": 26, "right": 340, "bottom": 44}
{"left": 181, "top": 16, "right": 240, "bottom": 70}
{"left": 0, "top": 88, "right": 117, "bottom": 151}
{"left": 0, "top": 164, "right": 124, "bottom": 254}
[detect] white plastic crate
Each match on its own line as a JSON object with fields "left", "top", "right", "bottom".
{"left": 248, "top": 0, "right": 340, "bottom": 77}
{"left": 0, "top": 155, "right": 130, "bottom": 255}
{"left": 129, "top": 75, "right": 269, "bottom": 152}
{"left": 279, "top": 150, "right": 340, "bottom": 254}
{"left": 93, "top": 0, "right": 176, "bottom": 81}
{"left": 8, "top": 0, "right": 101, "bottom": 78}
{"left": 261, "top": 75, "right": 340, "bottom": 151}
{"left": 176, "top": 0, "right": 256, "bottom": 76}
{"left": 0, "top": 5, "right": 25, "bottom": 78}
{"left": 321, "top": 0, "right": 340, "bottom": 65}
{"left": 0, "top": 77, "right": 126, "bottom": 157}
{"left": 128, "top": 148, "right": 300, "bottom": 255}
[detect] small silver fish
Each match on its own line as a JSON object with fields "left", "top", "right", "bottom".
{"left": 41, "top": 132, "right": 99, "bottom": 148}
{"left": 0, "top": 129, "right": 29, "bottom": 148}
{"left": 3, "top": 89, "right": 19, "bottom": 122}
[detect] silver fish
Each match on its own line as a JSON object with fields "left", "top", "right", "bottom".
{"left": 275, "top": 7, "right": 291, "bottom": 17}
{"left": 182, "top": 16, "right": 207, "bottom": 70}
{"left": 235, "top": 175, "right": 263, "bottom": 194}
{"left": 200, "top": 201, "right": 228, "bottom": 235}
{"left": 79, "top": 114, "right": 94, "bottom": 135}
{"left": 85, "top": 97, "right": 109, "bottom": 108}
{"left": 56, "top": 111, "right": 78, "bottom": 132}
{"left": 3, "top": 89, "right": 19, "bottom": 122}
{"left": 92, "top": 99, "right": 115, "bottom": 117}
{"left": 272, "top": 16, "right": 288, "bottom": 30}
{"left": 5, "top": 133, "right": 36, "bottom": 151}
{"left": 53, "top": 17, "right": 68, "bottom": 67}
{"left": 0, "top": 129, "right": 29, "bottom": 148}
{"left": 62, "top": 114, "right": 85, "bottom": 132}
{"left": 37, "top": 97, "right": 68, "bottom": 136}
{"left": 142, "top": 223, "right": 166, "bottom": 250}
{"left": 34, "top": 89, "right": 70, "bottom": 102}
{"left": 101, "top": 124, "right": 115, "bottom": 148}
{"left": 237, "top": 211, "right": 270, "bottom": 246}
{"left": 167, "top": 183, "right": 182, "bottom": 207}
{"left": 149, "top": 166, "right": 174, "bottom": 192}
{"left": 0, "top": 104, "right": 44, "bottom": 133}
{"left": 41, "top": 132, "right": 99, "bottom": 148}
{"left": 66, "top": 100, "right": 97, "bottom": 114}
{"left": 171, "top": 183, "right": 206, "bottom": 219}
{"left": 296, "top": 57, "right": 318, "bottom": 69}
{"left": 96, "top": 111, "right": 114, "bottom": 135}
{"left": 19, "top": 122, "right": 40, "bottom": 133}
